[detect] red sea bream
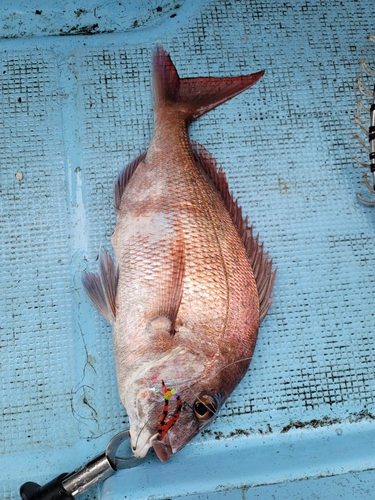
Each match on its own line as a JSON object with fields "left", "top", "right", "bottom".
{"left": 83, "top": 47, "right": 276, "bottom": 462}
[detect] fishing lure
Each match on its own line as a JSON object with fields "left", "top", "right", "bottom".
{"left": 157, "top": 380, "right": 182, "bottom": 439}
{"left": 354, "top": 34, "right": 375, "bottom": 205}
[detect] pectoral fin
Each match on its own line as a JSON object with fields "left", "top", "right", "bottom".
{"left": 151, "top": 236, "right": 185, "bottom": 336}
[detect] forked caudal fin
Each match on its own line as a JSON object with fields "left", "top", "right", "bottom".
{"left": 152, "top": 46, "right": 265, "bottom": 122}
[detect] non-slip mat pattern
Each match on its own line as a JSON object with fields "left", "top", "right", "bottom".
{"left": 1, "top": 0, "right": 375, "bottom": 498}
{"left": 0, "top": 51, "right": 78, "bottom": 450}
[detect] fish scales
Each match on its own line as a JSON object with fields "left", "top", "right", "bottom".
{"left": 83, "top": 46, "right": 276, "bottom": 462}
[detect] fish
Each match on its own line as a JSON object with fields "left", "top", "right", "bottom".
{"left": 82, "top": 46, "right": 276, "bottom": 462}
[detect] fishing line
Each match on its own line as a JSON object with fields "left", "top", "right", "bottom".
{"left": 133, "top": 419, "right": 149, "bottom": 451}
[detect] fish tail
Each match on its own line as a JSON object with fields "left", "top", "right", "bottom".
{"left": 152, "top": 46, "right": 264, "bottom": 123}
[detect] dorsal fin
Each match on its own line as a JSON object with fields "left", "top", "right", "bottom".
{"left": 114, "top": 152, "right": 147, "bottom": 210}
{"left": 191, "top": 142, "right": 276, "bottom": 323}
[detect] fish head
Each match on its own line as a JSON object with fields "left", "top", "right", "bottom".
{"left": 124, "top": 348, "right": 233, "bottom": 462}
{"left": 152, "top": 385, "right": 222, "bottom": 462}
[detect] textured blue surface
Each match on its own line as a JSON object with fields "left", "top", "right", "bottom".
{"left": 1, "top": 0, "right": 375, "bottom": 499}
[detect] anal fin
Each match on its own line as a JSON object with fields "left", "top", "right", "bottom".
{"left": 82, "top": 247, "right": 118, "bottom": 323}
{"left": 114, "top": 152, "right": 147, "bottom": 210}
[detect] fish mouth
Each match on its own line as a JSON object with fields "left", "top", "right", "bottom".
{"left": 152, "top": 434, "right": 173, "bottom": 462}
{"left": 132, "top": 432, "right": 158, "bottom": 458}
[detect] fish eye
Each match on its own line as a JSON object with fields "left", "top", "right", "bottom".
{"left": 193, "top": 394, "right": 218, "bottom": 420}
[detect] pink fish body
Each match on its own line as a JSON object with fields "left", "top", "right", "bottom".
{"left": 83, "top": 47, "right": 276, "bottom": 462}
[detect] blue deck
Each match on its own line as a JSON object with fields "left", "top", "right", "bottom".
{"left": 1, "top": 1, "right": 374, "bottom": 499}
